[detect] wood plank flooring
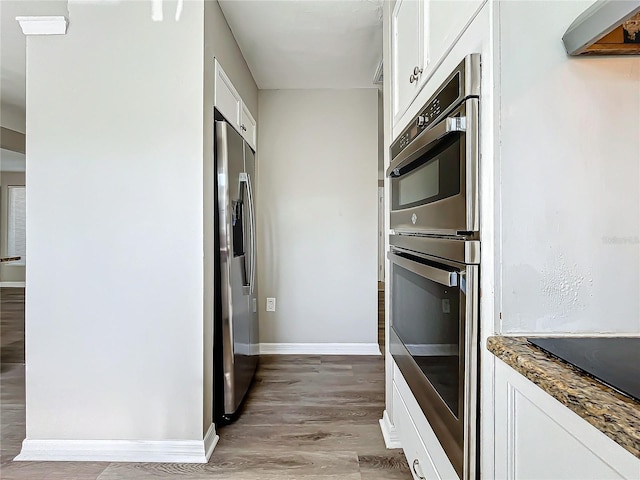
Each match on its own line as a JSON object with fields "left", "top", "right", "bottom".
{"left": 0, "top": 285, "right": 409, "bottom": 480}
{"left": 0, "top": 288, "right": 25, "bottom": 367}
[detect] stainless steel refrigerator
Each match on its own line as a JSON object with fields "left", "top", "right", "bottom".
{"left": 214, "top": 119, "right": 259, "bottom": 423}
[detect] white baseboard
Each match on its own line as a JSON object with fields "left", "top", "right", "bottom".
{"left": 379, "top": 409, "right": 402, "bottom": 449}
{"left": 259, "top": 342, "right": 381, "bottom": 355}
{"left": 203, "top": 423, "right": 219, "bottom": 461}
{"left": 15, "top": 431, "right": 218, "bottom": 463}
{"left": 0, "top": 281, "right": 25, "bottom": 288}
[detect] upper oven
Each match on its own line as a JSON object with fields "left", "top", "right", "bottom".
{"left": 387, "top": 55, "right": 480, "bottom": 237}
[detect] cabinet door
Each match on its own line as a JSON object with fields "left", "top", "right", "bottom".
{"left": 392, "top": 0, "right": 427, "bottom": 127}
{"left": 214, "top": 59, "right": 241, "bottom": 128}
{"left": 494, "top": 359, "right": 640, "bottom": 480}
{"left": 240, "top": 103, "right": 257, "bottom": 151}
{"left": 426, "top": 0, "right": 484, "bottom": 74}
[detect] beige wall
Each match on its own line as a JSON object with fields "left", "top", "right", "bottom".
{"left": 0, "top": 171, "right": 25, "bottom": 283}
{"left": 25, "top": 0, "right": 205, "bottom": 446}
{"left": 202, "top": 0, "right": 259, "bottom": 433}
{"left": 257, "top": 89, "right": 378, "bottom": 346}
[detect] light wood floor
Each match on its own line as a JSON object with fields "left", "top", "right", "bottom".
{"left": 0, "top": 286, "right": 409, "bottom": 479}
{"left": 0, "top": 288, "right": 25, "bottom": 367}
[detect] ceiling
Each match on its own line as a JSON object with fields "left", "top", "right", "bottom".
{"left": 0, "top": 0, "right": 382, "bottom": 124}
{"left": 218, "top": 0, "right": 383, "bottom": 89}
{"left": 0, "top": 1, "right": 68, "bottom": 117}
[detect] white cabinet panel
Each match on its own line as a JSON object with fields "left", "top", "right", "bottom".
{"left": 214, "top": 60, "right": 241, "bottom": 127}
{"left": 240, "top": 103, "right": 256, "bottom": 151}
{"left": 214, "top": 59, "right": 257, "bottom": 151}
{"left": 393, "top": 364, "right": 460, "bottom": 479}
{"left": 494, "top": 359, "right": 640, "bottom": 480}
{"left": 392, "top": 0, "right": 426, "bottom": 127}
{"left": 426, "top": 1, "right": 484, "bottom": 78}
{"left": 393, "top": 383, "right": 442, "bottom": 480}
{"left": 391, "top": 0, "right": 486, "bottom": 131}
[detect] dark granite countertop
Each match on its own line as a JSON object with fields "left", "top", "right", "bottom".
{"left": 487, "top": 336, "right": 640, "bottom": 459}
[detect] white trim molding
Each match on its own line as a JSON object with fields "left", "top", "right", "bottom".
{"left": 15, "top": 434, "right": 217, "bottom": 463}
{"left": 0, "top": 281, "right": 26, "bottom": 288}
{"left": 259, "top": 343, "right": 381, "bottom": 355}
{"left": 203, "top": 424, "right": 219, "bottom": 461}
{"left": 379, "top": 410, "right": 401, "bottom": 448}
{"left": 16, "top": 16, "right": 68, "bottom": 36}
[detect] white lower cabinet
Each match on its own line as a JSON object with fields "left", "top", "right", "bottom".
{"left": 393, "top": 364, "right": 459, "bottom": 480}
{"left": 494, "top": 359, "right": 640, "bottom": 480}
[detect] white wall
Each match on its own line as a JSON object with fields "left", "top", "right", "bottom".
{"left": 498, "top": 1, "right": 640, "bottom": 334}
{"left": 202, "top": 0, "right": 258, "bottom": 434}
{"left": 257, "top": 89, "right": 378, "bottom": 347}
{"left": 24, "top": 0, "right": 205, "bottom": 447}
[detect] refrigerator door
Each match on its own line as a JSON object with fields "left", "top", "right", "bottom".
{"left": 216, "top": 121, "right": 257, "bottom": 418}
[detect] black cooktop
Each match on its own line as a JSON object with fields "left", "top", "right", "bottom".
{"left": 528, "top": 337, "right": 640, "bottom": 402}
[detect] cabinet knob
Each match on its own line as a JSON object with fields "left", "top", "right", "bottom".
{"left": 241, "top": 124, "right": 247, "bottom": 131}
{"left": 410, "top": 66, "right": 424, "bottom": 83}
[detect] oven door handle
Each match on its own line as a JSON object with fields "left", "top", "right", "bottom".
{"left": 386, "top": 116, "right": 466, "bottom": 177}
{"left": 388, "top": 252, "right": 458, "bottom": 287}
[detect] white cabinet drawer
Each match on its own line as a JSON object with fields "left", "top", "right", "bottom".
{"left": 393, "top": 382, "right": 441, "bottom": 480}
{"left": 393, "top": 364, "right": 460, "bottom": 479}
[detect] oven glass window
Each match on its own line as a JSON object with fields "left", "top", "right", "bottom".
{"left": 398, "top": 159, "right": 439, "bottom": 206}
{"left": 392, "top": 262, "right": 461, "bottom": 417}
{"left": 392, "top": 135, "right": 461, "bottom": 210}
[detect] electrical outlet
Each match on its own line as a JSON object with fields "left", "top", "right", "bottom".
{"left": 266, "top": 297, "right": 276, "bottom": 312}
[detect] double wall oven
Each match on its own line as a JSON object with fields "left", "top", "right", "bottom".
{"left": 387, "top": 55, "right": 480, "bottom": 480}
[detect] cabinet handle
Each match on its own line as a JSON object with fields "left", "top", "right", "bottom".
{"left": 412, "top": 459, "right": 426, "bottom": 479}
{"left": 409, "top": 66, "right": 424, "bottom": 84}
{"left": 241, "top": 124, "right": 247, "bottom": 132}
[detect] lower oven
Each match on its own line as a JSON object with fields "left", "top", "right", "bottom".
{"left": 388, "top": 234, "right": 479, "bottom": 480}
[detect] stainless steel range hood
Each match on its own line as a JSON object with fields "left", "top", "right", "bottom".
{"left": 562, "top": 0, "right": 640, "bottom": 55}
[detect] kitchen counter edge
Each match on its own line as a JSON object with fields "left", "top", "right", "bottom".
{"left": 486, "top": 336, "right": 640, "bottom": 459}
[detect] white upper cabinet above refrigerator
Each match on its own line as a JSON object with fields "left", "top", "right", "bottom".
{"left": 240, "top": 103, "right": 257, "bottom": 151}
{"left": 214, "top": 59, "right": 257, "bottom": 151}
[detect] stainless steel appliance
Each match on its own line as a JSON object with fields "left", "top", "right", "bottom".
{"left": 214, "top": 118, "right": 259, "bottom": 423}
{"left": 387, "top": 55, "right": 481, "bottom": 480}
{"left": 388, "top": 236, "right": 479, "bottom": 479}
{"left": 388, "top": 55, "right": 479, "bottom": 237}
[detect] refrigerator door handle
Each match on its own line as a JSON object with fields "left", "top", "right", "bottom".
{"left": 240, "top": 172, "right": 256, "bottom": 295}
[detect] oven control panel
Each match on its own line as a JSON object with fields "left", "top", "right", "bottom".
{"left": 391, "top": 72, "right": 462, "bottom": 160}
